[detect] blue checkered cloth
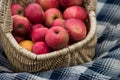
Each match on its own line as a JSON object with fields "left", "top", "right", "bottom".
{"left": 0, "top": 0, "right": 120, "bottom": 80}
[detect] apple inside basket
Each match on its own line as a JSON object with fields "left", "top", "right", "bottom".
{"left": 0, "top": 0, "right": 97, "bottom": 72}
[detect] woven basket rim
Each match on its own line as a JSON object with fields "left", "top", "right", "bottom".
{"left": 6, "top": 10, "right": 97, "bottom": 60}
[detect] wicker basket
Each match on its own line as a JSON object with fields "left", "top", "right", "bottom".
{"left": 0, "top": 0, "right": 97, "bottom": 72}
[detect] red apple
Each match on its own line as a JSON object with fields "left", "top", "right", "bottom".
{"left": 63, "top": 6, "right": 88, "bottom": 21}
{"left": 32, "top": 42, "right": 50, "bottom": 55}
{"left": 65, "top": 19, "right": 87, "bottom": 42}
{"left": 25, "top": 3, "right": 44, "bottom": 24}
{"left": 11, "top": 4, "right": 24, "bottom": 16}
{"left": 45, "top": 26, "right": 69, "bottom": 50}
{"left": 12, "top": 31, "right": 25, "bottom": 43}
{"left": 52, "top": 18, "right": 65, "bottom": 27}
{"left": 44, "top": 8, "right": 63, "bottom": 28}
{"left": 31, "top": 24, "right": 45, "bottom": 31}
{"left": 12, "top": 15, "right": 30, "bottom": 37}
{"left": 28, "top": 24, "right": 45, "bottom": 40}
{"left": 60, "top": 0, "right": 83, "bottom": 8}
{"left": 31, "top": 27, "right": 49, "bottom": 43}
{"left": 36, "top": 0, "right": 60, "bottom": 11}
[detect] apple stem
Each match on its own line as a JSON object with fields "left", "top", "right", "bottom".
{"left": 18, "top": 24, "right": 24, "bottom": 30}
{"left": 18, "top": 10, "right": 23, "bottom": 15}
{"left": 54, "top": 30, "right": 59, "bottom": 34}
{"left": 53, "top": 16, "right": 59, "bottom": 20}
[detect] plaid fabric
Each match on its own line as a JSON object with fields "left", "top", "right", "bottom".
{"left": 0, "top": 0, "right": 120, "bottom": 80}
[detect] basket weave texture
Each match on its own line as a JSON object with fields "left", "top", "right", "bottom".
{"left": 0, "top": 0, "right": 97, "bottom": 72}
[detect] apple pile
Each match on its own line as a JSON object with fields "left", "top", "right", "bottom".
{"left": 11, "top": 0, "right": 88, "bottom": 55}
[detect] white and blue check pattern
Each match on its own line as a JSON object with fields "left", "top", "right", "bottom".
{"left": 0, "top": 0, "right": 120, "bottom": 80}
